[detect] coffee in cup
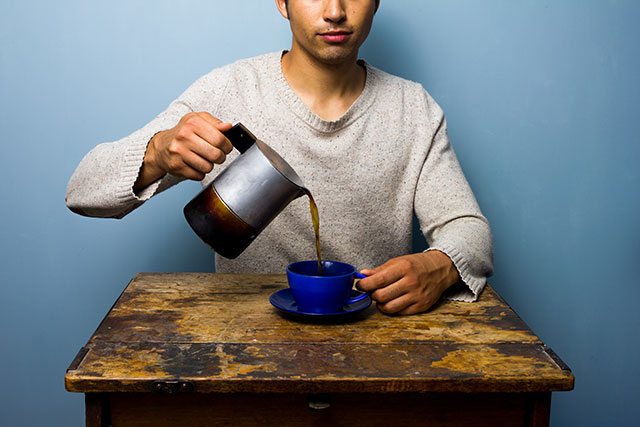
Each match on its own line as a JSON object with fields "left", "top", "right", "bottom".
{"left": 286, "top": 260, "right": 369, "bottom": 313}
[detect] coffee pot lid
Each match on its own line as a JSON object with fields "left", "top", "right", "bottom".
{"left": 255, "top": 140, "right": 305, "bottom": 189}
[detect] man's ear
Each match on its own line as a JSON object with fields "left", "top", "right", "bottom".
{"left": 275, "top": 0, "right": 289, "bottom": 20}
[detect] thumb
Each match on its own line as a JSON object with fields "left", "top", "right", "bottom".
{"left": 195, "top": 112, "right": 232, "bottom": 131}
{"left": 214, "top": 121, "right": 233, "bottom": 132}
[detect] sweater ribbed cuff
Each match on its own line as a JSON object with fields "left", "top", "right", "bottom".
{"left": 114, "top": 132, "right": 163, "bottom": 204}
{"left": 425, "top": 245, "right": 486, "bottom": 302}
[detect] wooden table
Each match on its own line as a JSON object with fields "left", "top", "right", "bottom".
{"left": 66, "top": 273, "right": 574, "bottom": 426}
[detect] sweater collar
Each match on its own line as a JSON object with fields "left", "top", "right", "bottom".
{"left": 269, "top": 50, "right": 378, "bottom": 134}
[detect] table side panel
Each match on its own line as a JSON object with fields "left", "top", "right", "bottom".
{"left": 66, "top": 341, "right": 574, "bottom": 393}
{"left": 107, "top": 392, "right": 548, "bottom": 427}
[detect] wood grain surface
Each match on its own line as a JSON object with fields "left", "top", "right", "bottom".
{"left": 66, "top": 273, "right": 574, "bottom": 394}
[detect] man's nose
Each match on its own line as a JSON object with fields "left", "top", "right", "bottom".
{"left": 323, "top": 0, "right": 347, "bottom": 24}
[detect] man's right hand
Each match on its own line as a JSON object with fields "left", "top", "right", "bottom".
{"left": 134, "top": 112, "right": 233, "bottom": 192}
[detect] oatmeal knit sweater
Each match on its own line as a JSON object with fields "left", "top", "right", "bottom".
{"left": 66, "top": 52, "right": 493, "bottom": 301}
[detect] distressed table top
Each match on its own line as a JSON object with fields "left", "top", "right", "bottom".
{"left": 65, "top": 273, "right": 574, "bottom": 394}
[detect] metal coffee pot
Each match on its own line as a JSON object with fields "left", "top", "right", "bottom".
{"left": 183, "top": 123, "right": 307, "bottom": 258}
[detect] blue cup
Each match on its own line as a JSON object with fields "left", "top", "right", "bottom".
{"left": 286, "top": 260, "right": 369, "bottom": 313}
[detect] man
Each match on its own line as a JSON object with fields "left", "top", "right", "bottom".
{"left": 66, "top": 0, "right": 493, "bottom": 315}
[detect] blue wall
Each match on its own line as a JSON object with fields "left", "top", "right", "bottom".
{"left": 1, "top": 1, "right": 638, "bottom": 425}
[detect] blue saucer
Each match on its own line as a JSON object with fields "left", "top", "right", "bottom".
{"left": 269, "top": 288, "right": 372, "bottom": 318}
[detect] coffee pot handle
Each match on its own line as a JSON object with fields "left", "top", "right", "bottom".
{"left": 223, "top": 122, "right": 256, "bottom": 154}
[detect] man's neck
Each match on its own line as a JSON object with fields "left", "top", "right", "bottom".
{"left": 281, "top": 48, "right": 366, "bottom": 121}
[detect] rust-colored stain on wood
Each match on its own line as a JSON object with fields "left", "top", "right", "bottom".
{"left": 431, "top": 346, "right": 558, "bottom": 377}
{"left": 66, "top": 273, "right": 573, "bottom": 394}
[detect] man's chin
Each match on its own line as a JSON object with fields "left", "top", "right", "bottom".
{"left": 315, "top": 47, "right": 358, "bottom": 66}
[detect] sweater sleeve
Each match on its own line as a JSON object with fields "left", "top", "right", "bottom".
{"left": 413, "top": 93, "right": 493, "bottom": 301}
{"left": 65, "top": 66, "right": 231, "bottom": 219}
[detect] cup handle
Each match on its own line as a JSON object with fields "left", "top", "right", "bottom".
{"left": 346, "top": 272, "right": 370, "bottom": 305}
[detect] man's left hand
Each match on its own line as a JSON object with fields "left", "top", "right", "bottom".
{"left": 357, "top": 251, "right": 461, "bottom": 315}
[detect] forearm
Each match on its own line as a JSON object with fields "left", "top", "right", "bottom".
{"left": 66, "top": 95, "right": 195, "bottom": 218}
{"left": 66, "top": 121, "right": 182, "bottom": 219}
{"left": 425, "top": 216, "right": 493, "bottom": 301}
{"left": 414, "top": 113, "right": 493, "bottom": 300}
{"left": 67, "top": 141, "right": 156, "bottom": 218}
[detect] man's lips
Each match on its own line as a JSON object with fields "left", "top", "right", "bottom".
{"left": 318, "top": 31, "right": 352, "bottom": 43}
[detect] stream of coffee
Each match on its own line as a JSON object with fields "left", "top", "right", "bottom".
{"left": 303, "top": 189, "right": 323, "bottom": 274}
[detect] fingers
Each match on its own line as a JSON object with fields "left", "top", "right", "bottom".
{"left": 358, "top": 256, "right": 433, "bottom": 314}
{"left": 159, "top": 112, "right": 234, "bottom": 180}
{"left": 198, "top": 113, "right": 233, "bottom": 132}
{"left": 375, "top": 285, "right": 434, "bottom": 315}
{"left": 185, "top": 134, "right": 229, "bottom": 166}
{"left": 358, "top": 262, "right": 405, "bottom": 292}
{"left": 370, "top": 277, "right": 409, "bottom": 304}
{"left": 359, "top": 268, "right": 417, "bottom": 314}
{"left": 358, "top": 254, "right": 443, "bottom": 316}
{"left": 397, "top": 303, "right": 426, "bottom": 316}
{"left": 164, "top": 155, "right": 206, "bottom": 181}
{"left": 181, "top": 148, "right": 215, "bottom": 177}
{"left": 197, "top": 113, "right": 234, "bottom": 154}
{"left": 181, "top": 113, "right": 233, "bottom": 155}
{"left": 376, "top": 292, "right": 416, "bottom": 314}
